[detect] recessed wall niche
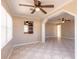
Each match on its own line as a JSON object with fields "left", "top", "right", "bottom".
{"left": 24, "top": 21, "right": 33, "bottom": 34}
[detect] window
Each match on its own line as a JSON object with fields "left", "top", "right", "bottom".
{"left": 1, "top": 5, "right": 13, "bottom": 48}
{"left": 24, "top": 24, "right": 28, "bottom": 33}
{"left": 6, "top": 11, "right": 13, "bottom": 42}
{"left": 24, "top": 21, "right": 33, "bottom": 34}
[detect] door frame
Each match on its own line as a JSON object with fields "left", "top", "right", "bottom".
{"left": 42, "top": 9, "right": 76, "bottom": 43}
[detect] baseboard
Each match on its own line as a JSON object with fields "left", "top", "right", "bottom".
{"left": 13, "top": 41, "right": 41, "bottom": 47}
{"left": 46, "top": 36, "right": 57, "bottom": 38}
{"left": 46, "top": 36, "right": 74, "bottom": 40}
{"left": 62, "top": 37, "right": 74, "bottom": 40}
{"left": 7, "top": 48, "right": 14, "bottom": 59}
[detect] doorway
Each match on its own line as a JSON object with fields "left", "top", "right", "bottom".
{"left": 57, "top": 24, "right": 61, "bottom": 38}
{"left": 42, "top": 10, "right": 75, "bottom": 43}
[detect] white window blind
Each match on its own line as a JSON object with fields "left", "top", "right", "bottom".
{"left": 24, "top": 25, "right": 28, "bottom": 32}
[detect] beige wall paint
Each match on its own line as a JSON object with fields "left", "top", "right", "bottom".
{"left": 1, "top": 0, "right": 12, "bottom": 15}
{"left": 56, "top": 0, "right": 76, "bottom": 15}
{"left": 45, "top": 23, "right": 57, "bottom": 38}
{"left": 63, "top": 0, "right": 76, "bottom": 14}
{"left": 61, "top": 20, "right": 74, "bottom": 39}
{"left": 12, "top": 16, "right": 41, "bottom": 46}
{"left": 45, "top": 20, "right": 74, "bottom": 40}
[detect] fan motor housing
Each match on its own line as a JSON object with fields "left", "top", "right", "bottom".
{"left": 35, "top": 1, "right": 41, "bottom": 6}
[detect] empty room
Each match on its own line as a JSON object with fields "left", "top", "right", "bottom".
{"left": 1, "top": 0, "right": 76, "bottom": 59}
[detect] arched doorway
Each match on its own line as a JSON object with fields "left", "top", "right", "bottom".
{"left": 42, "top": 10, "right": 76, "bottom": 43}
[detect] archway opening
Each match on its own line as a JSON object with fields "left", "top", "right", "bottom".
{"left": 42, "top": 10, "right": 75, "bottom": 43}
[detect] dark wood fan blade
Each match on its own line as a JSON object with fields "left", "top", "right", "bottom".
{"left": 19, "top": 4, "right": 34, "bottom": 7}
{"left": 65, "top": 20, "right": 70, "bottom": 21}
{"left": 40, "top": 5, "right": 54, "bottom": 8}
{"left": 39, "top": 8, "right": 47, "bottom": 14}
{"left": 33, "top": 0, "right": 38, "bottom": 5}
{"left": 31, "top": 9, "right": 36, "bottom": 14}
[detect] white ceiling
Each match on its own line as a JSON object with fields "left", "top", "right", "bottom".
{"left": 47, "top": 12, "right": 74, "bottom": 24}
{"left": 3, "top": 0, "right": 71, "bottom": 18}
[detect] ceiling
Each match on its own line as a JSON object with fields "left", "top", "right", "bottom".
{"left": 47, "top": 12, "right": 74, "bottom": 24}
{"left": 2, "top": 0, "right": 71, "bottom": 18}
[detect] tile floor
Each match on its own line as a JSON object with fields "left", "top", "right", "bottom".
{"left": 9, "top": 37, "right": 75, "bottom": 59}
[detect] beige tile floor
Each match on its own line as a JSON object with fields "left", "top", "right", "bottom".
{"left": 9, "top": 37, "right": 75, "bottom": 59}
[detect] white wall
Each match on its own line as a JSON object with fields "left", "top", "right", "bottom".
{"left": 1, "top": 5, "right": 13, "bottom": 49}
{"left": 45, "top": 23, "right": 57, "bottom": 38}
{"left": 61, "top": 20, "right": 74, "bottom": 39}
{"left": 1, "top": 3, "right": 13, "bottom": 59}
{"left": 13, "top": 16, "right": 41, "bottom": 46}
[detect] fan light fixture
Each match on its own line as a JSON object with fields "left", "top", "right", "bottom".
{"left": 19, "top": 0, "right": 54, "bottom": 14}
{"left": 62, "top": 18, "right": 65, "bottom": 23}
{"left": 36, "top": 7, "right": 40, "bottom": 11}
{"left": 62, "top": 20, "right": 65, "bottom": 23}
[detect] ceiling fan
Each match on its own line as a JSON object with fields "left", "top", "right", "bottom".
{"left": 59, "top": 18, "right": 71, "bottom": 23}
{"left": 19, "top": 0, "right": 54, "bottom": 14}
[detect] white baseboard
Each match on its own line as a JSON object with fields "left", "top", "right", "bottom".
{"left": 46, "top": 36, "right": 57, "bottom": 38}
{"left": 7, "top": 48, "right": 14, "bottom": 59}
{"left": 13, "top": 41, "right": 41, "bottom": 47}
{"left": 46, "top": 36, "right": 74, "bottom": 40}
{"left": 62, "top": 37, "right": 74, "bottom": 40}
